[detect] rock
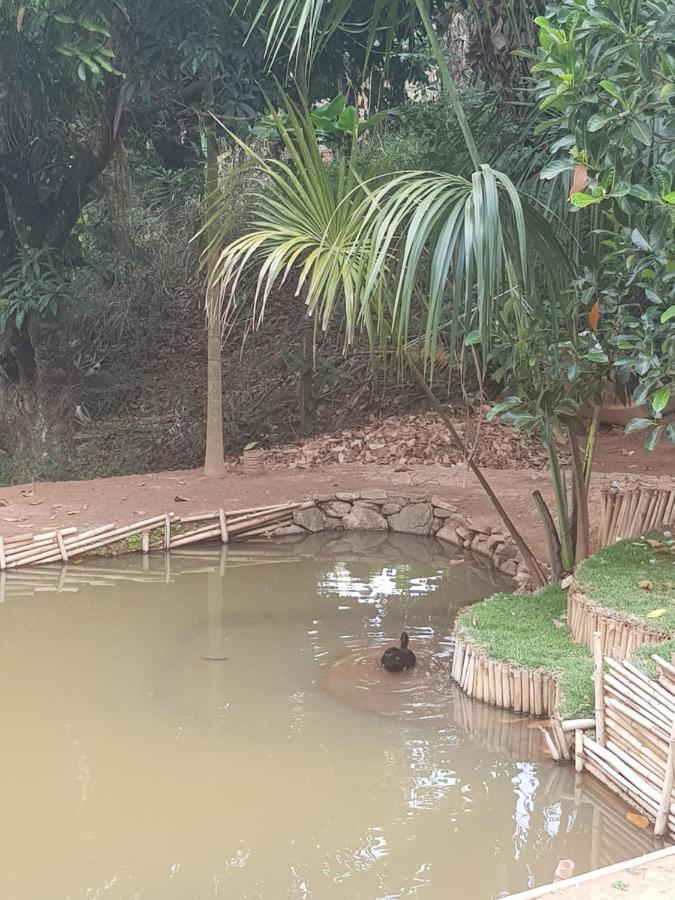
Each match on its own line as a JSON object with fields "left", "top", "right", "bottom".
{"left": 432, "top": 517, "right": 444, "bottom": 533}
{"left": 382, "top": 502, "right": 402, "bottom": 516}
{"left": 360, "top": 489, "right": 388, "bottom": 501}
{"left": 561, "top": 574, "right": 574, "bottom": 589}
{"left": 467, "top": 515, "right": 494, "bottom": 535}
{"left": 273, "top": 524, "right": 305, "bottom": 536}
{"left": 293, "top": 507, "right": 326, "bottom": 533}
{"left": 455, "top": 525, "right": 472, "bottom": 541}
{"left": 313, "top": 493, "right": 334, "bottom": 503}
{"left": 433, "top": 507, "right": 455, "bottom": 519}
{"left": 324, "top": 500, "right": 351, "bottom": 517}
{"left": 436, "top": 523, "right": 461, "bottom": 545}
{"left": 431, "top": 494, "right": 456, "bottom": 512}
{"left": 472, "top": 534, "right": 491, "bottom": 555}
{"left": 342, "top": 503, "right": 387, "bottom": 531}
{"left": 335, "top": 491, "right": 360, "bottom": 502}
{"left": 487, "top": 533, "right": 506, "bottom": 549}
{"left": 499, "top": 559, "right": 518, "bottom": 576}
{"left": 323, "top": 515, "right": 343, "bottom": 530}
{"left": 388, "top": 502, "right": 434, "bottom": 535}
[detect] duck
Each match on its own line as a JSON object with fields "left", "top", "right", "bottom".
{"left": 381, "top": 632, "right": 416, "bottom": 673}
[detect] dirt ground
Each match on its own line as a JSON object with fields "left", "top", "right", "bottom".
{"left": 0, "top": 428, "right": 671, "bottom": 562}
{"left": 509, "top": 845, "right": 675, "bottom": 898}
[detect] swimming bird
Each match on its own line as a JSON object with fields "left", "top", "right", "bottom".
{"left": 381, "top": 632, "right": 416, "bottom": 673}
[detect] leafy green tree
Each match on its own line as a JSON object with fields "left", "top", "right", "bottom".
{"left": 0, "top": 1, "right": 266, "bottom": 384}
{"left": 532, "top": 0, "right": 674, "bottom": 447}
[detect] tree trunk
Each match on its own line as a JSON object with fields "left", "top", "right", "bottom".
{"left": 203, "top": 80, "right": 225, "bottom": 477}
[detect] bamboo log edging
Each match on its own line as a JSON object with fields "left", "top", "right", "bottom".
{"left": 576, "top": 651, "right": 675, "bottom": 839}
{"left": 451, "top": 631, "right": 559, "bottom": 718}
{"left": 567, "top": 587, "right": 668, "bottom": 660}
{"left": 600, "top": 487, "right": 675, "bottom": 546}
{"left": 0, "top": 500, "right": 318, "bottom": 571}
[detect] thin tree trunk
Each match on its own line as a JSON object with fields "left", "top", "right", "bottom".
{"left": 203, "top": 80, "right": 225, "bottom": 477}
{"left": 546, "top": 438, "right": 574, "bottom": 572}
{"left": 568, "top": 428, "right": 590, "bottom": 563}
{"left": 409, "top": 358, "right": 547, "bottom": 587}
{"left": 532, "top": 489, "right": 563, "bottom": 583}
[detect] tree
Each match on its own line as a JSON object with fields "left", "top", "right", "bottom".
{"left": 0, "top": 1, "right": 266, "bottom": 386}
{"left": 533, "top": 0, "right": 674, "bottom": 449}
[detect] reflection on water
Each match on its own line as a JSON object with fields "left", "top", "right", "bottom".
{"left": 0, "top": 534, "right": 660, "bottom": 900}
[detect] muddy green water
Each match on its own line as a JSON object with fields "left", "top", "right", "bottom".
{"left": 0, "top": 532, "right": 657, "bottom": 900}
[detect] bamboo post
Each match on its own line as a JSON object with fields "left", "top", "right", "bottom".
{"left": 218, "top": 508, "right": 229, "bottom": 544}
{"left": 141, "top": 530, "right": 150, "bottom": 553}
{"left": 0, "top": 536, "right": 5, "bottom": 571}
{"left": 654, "top": 717, "right": 675, "bottom": 837}
{"left": 55, "top": 530, "right": 69, "bottom": 563}
{"left": 163, "top": 514, "right": 171, "bottom": 551}
{"left": 575, "top": 729, "right": 584, "bottom": 773}
{"left": 594, "top": 632, "right": 606, "bottom": 746}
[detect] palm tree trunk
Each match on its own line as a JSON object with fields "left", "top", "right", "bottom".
{"left": 203, "top": 80, "right": 225, "bottom": 477}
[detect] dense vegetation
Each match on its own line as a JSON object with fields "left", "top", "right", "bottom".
{"left": 1, "top": 0, "right": 672, "bottom": 580}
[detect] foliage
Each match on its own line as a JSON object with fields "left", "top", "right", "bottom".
{"left": 456, "top": 585, "right": 595, "bottom": 717}
{"left": 575, "top": 534, "right": 675, "bottom": 633}
{"left": 0, "top": 248, "right": 69, "bottom": 330}
{"left": 532, "top": 0, "right": 675, "bottom": 446}
{"left": 252, "top": 94, "right": 391, "bottom": 143}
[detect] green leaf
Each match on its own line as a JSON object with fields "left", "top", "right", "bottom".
{"left": 587, "top": 113, "right": 614, "bottom": 132}
{"left": 54, "top": 14, "right": 76, "bottom": 24}
{"left": 660, "top": 305, "right": 675, "bottom": 323}
{"left": 631, "top": 229, "right": 650, "bottom": 250}
{"left": 646, "top": 425, "right": 662, "bottom": 450}
{"left": 652, "top": 387, "right": 671, "bottom": 414}
{"left": 599, "top": 80, "right": 624, "bottom": 104}
{"left": 570, "top": 192, "right": 603, "bottom": 208}
{"left": 540, "top": 159, "right": 574, "bottom": 180}
{"left": 624, "top": 417, "right": 653, "bottom": 434}
{"left": 663, "top": 191, "right": 675, "bottom": 205}
{"left": 77, "top": 61, "right": 87, "bottom": 81}
{"left": 464, "top": 329, "right": 481, "bottom": 346}
{"left": 630, "top": 119, "right": 652, "bottom": 146}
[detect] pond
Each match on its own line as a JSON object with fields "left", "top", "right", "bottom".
{"left": 0, "top": 532, "right": 658, "bottom": 899}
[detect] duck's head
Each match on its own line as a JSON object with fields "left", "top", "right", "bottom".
{"left": 400, "top": 631, "right": 409, "bottom": 649}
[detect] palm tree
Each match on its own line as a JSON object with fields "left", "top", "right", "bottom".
{"left": 209, "top": 1, "right": 592, "bottom": 581}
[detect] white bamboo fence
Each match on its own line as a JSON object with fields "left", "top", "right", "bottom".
{"left": 575, "top": 632, "right": 675, "bottom": 839}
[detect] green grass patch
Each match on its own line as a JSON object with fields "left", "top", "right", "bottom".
{"left": 631, "top": 638, "right": 675, "bottom": 680}
{"left": 457, "top": 586, "right": 594, "bottom": 718}
{"left": 575, "top": 534, "right": 675, "bottom": 634}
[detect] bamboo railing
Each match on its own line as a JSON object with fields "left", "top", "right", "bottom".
{"left": 600, "top": 487, "right": 675, "bottom": 547}
{"left": 575, "top": 632, "right": 675, "bottom": 839}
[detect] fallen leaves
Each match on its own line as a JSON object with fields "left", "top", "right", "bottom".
{"left": 646, "top": 608, "right": 666, "bottom": 618}
{"left": 638, "top": 580, "right": 654, "bottom": 590}
{"left": 625, "top": 811, "right": 649, "bottom": 829}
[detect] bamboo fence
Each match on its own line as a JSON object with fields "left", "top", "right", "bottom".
{"left": 575, "top": 632, "right": 675, "bottom": 839}
{"left": 600, "top": 487, "right": 675, "bottom": 547}
{"left": 567, "top": 588, "right": 669, "bottom": 659}
{"left": 0, "top": 500, "right": 314, "bottom": 571}
{"left": 451, "top": 632, "right": 561, "bottom": 719}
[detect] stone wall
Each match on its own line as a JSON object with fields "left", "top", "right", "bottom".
{"left": 267, "top": 490, "right": 533, "bottom": 588}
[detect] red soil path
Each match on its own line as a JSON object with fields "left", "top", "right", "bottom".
{"left": 0, "top": 429, "right": 671, "bottom": 564}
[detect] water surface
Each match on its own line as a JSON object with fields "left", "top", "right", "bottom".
{"left": 0, "top": 533, "right": 658, "bottom": 899}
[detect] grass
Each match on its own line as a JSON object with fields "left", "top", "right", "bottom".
{"left": 575, "top": 534, "right": 675, "bottom": 634}
{"left": 632, "top": 638, "right": 675, "bottom": 680}
{"left": 456, "top": 586, "right": 595, "bottom": 718}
